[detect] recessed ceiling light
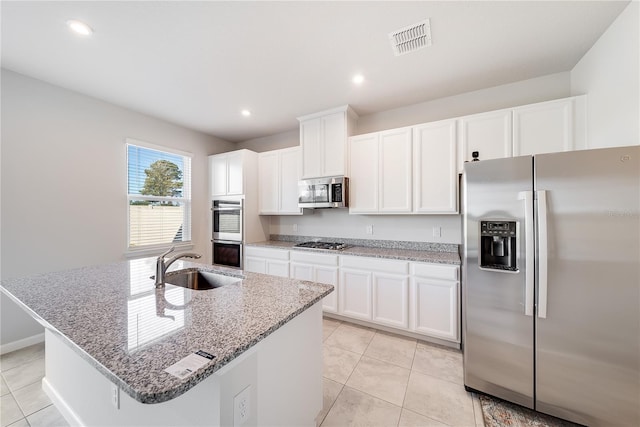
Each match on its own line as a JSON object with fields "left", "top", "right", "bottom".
{"left": 241, "top": 109, "right": 251, "bottom": 117}
{"left": 352, "top": 74, "right": 365, "bottom": 85}
{"left": 67, "top": 20, "right": 93, "bottom": 36}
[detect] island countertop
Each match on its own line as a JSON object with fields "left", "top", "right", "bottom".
{"left": 0, "top": 258, "right": 333, "bottom": 404}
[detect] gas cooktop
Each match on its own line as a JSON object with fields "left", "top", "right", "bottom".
{"left": 294, "top": 241, "right": 350, "bottom": 251}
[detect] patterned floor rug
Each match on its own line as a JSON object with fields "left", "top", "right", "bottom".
{"left": 480, "top": 395, "right": 581, "bottom": 427}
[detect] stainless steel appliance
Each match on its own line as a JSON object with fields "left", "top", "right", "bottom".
{"left": 298, "top": 176, "right": 348, "bottom": 209}
{"left": 212, "top": 198, "right": 243, "bottom": 268}
{"left": 463, "top": 146, "right": 639, "bottom": 426}
{"left": 212, "top": 198, "right": 242, "bottom": 241}
{"left": 294, "top": 241, "right": 349, "bottom": 250}
{"left": 212, "top": 239, "right": 242, "bottom": 269}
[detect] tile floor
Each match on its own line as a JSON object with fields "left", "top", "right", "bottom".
{"left": 0, "top": 318, "right": 485, "bottom": 427}
{"left": 320, "top": 317, "right": 484, "bottom": 427}
{"left": 0, "top": 342, "right": 67, "bottom": 427}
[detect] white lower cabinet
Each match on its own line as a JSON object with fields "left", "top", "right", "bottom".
{"left": 372, "top": 273, "right": 409, "bottom": 329}
{"left": 410, "top": 263, "right": 460, "bottom": 342}
{"left": 244, "top": 246, "right": 290, "bottom": 278}
{"left": 339, "top": 268, "right": 372, "bottom": 320}
{"left": 245, "top": 246, "right": 460, "bottom": 344}
{"left": 340, "top": 256, "right": 409, "bottom": 328}
{"left": 290, "top": 251, "right": 339, "bottom": 313}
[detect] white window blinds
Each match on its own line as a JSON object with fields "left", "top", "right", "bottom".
{"left": 126, "top": 140, "right": 192, "bottom": 250}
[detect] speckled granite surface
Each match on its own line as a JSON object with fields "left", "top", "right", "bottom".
{"left": 0, "top": 258, "right": 332, "bottom": 404}
{"left": 247, "top": 235, "right": 461, "bottom": 265}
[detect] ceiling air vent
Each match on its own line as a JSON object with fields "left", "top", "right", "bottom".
{"left": 389, "top": 19, "right": 432, "bottom": 56}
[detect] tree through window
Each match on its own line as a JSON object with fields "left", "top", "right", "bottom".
{"left": 126, "top": 140, "right": 192, "bottom": 250}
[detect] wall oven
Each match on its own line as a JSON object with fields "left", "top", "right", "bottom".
{"left": 212, "top": 240, "right": 242, "bottom": 269}
{"left": 212, "top": 198, "right": 243, "bottom": 241}
{"left": 212, "top": 198, "right": 243, "bottom": 268}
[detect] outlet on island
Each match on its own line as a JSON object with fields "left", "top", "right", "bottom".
{"left": 234, "top": 385, "right": 251, "bottom": 425}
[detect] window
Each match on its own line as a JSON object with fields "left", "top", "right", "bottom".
{"left": 126, "top": 139, "right": 192, "bottom": 251}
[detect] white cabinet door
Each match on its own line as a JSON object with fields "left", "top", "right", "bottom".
{"left": 258, "top": 151, "right": 280, "bottom": 214}
{"left": 299, "top": 106, "right": 355, "bottom": 179}
{"left": 512, "top": 96, "right": 586, "bottom": 156}
{"left": 300, "top": 118, "right": 322, "bottom": 179}
{"left": 348, "top": 133, "right": 379, "bottom": 213}
{"left": 316, "top": 266, "right": 339, "bottom": 313}
{"left": 413, "top": 119, "right": 458, "bottom": 213}
{"left": 379, "top": 128, "right": 412, "bottom": 213}
{"left": 266, "top": 260, "right": 290, "bottom": 278}
{"left": 244, "top": 246, "right": 289, "bottom": 277}
{"left": 210, "top": 155, "right": 228, "bottom": 197}
{"left": 279, "top": 148, "right": 302, "bottom": 214}
{"left": 411, "top": 277, "right": 459, "bottom": 341}
{"left": 339, "top": 268, "right": 372, "bottom": 320}
{"left": 321, "top": 112, "right": 347, "bottom": 177}
{"left": 458, "top": 109, "right": 512, "bottom": 173}
{"left": 292, "top": 263, "right": 339, "bottom": 314}
{"left": 372, "top": 273, "right": 409, "bottom": 329}
{"left": 226, "top": 151, "right": 244, "bottom": 195}
{"left": 244, "top": 257, "right": 266, "bottom": 274}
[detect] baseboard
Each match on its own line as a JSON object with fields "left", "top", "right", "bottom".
{"left": 42, "top": 377, "right": 84, "bottom": 427}
{"left": 0, "top": 332, "right": 45, "bottom": 355}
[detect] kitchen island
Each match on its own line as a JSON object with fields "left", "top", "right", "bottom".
{"left": 0, "top": 257, "right": 333, "bottom": 426}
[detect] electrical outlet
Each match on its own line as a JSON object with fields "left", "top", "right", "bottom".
{"left": 432, "top": 226, "right": 442, "bottom": 238}
{"left": 366, "top": 225, "right": 373, "bottom": 235}
{"left": 111, "top": 383, "right": 120, "bottom": 409}
{"left": 292, "top": 223, "right": 298, "bottom": 232}
{"left": 234, "top": 385, "right": 251, "bottom": 426}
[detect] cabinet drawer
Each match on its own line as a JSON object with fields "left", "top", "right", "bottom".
{"left": 290, "top": 251, "right": 339, "bottom": 266}
{"left": 244, "top": 246, "right": 289, "bottom": 261}
{"left": 411, "top": 263, "right": 458, "bottom": 281}
{"left": 340, "top": 255, "right": 409, "bottom": 274}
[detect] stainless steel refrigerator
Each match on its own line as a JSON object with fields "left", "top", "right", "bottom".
{"left": 462, "top": 146, "right": 639, "bottom": 426}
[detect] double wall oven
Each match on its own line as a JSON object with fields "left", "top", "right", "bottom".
{"left": 212, "top": 197, "right": 243, "bottom": 268}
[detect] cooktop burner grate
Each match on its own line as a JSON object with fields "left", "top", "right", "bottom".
{"left": 294, "top": 241, "right": 349, "bottom": 251}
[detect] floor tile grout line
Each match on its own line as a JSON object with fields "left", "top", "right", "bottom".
{"left": 318, "top": 381, "right": 345, "bottom": 427}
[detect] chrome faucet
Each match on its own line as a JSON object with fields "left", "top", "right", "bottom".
{"left": 155, "top": 246, "right": 202, "bottom": 287}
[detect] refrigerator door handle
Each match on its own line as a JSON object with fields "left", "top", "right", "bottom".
{"left": 537, "top": 190, "right": 549, "bottom": 319}
{"left": 519, "top": 190, "right": 535, "bottom": 317}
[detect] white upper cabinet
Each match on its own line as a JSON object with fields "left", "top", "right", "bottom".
{"left": 512, "top": 95, "right": 587, "bottom": 156}
{"left": 258, "top": 147, "right": 302, "bottom": 215}
{"left": 348, "top": 133, "right": 379, "bottom": 213}
{"left": 458, "top": 109, "right": 513, "bottom": 173}
{"left": 349, "top": 128, "right": 412, "bottom": 214}
{"left": 379, "top": 128, "right": 413, "bottom": 213}
{"left": 298, "top": 105, "right": 358, "bottom": 179}
{"left": 412, "top": 119, "right": 458, "bottom": 213}
{"left": 210, "top": 150, "right": 253, "bottom": 197}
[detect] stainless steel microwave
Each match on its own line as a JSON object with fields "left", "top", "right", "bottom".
{"left": 298, "top": 176, "right": 349, "bottom": 208}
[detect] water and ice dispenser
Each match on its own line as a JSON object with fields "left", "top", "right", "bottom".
{"left": 479, "top": 220, "right": 518, "bottom": 272}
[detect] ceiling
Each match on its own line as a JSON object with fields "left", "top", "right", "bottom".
{"left": 1, "top": 1, "right": 630, "bottom": 143}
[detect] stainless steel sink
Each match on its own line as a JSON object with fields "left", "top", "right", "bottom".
{"left": 163, "top": 269, "right": 242, "bottom": 290}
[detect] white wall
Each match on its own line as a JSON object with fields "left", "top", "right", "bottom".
{"left": 356, "top": 72, "right": 571, "bottom": 135}
{"left": 571, "top": 1, "right": 639, "bottom": 148}
{"left": 272, "top": 209, "right": 461, "bottom": 245}
{"left": 236, "top": 129, "right": 299, "bottom": 153}
{"left": 0, "top": 69, "right": 235, "bottom": 347}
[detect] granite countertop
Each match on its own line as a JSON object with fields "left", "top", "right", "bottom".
{"left": 246, "top": 239, "right": 461, "bottom": 265}
{"left": 0, "top": 258, "right": 332, "bottom": 404}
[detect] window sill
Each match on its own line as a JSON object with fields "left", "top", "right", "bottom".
{"left": 124, "top": 243, "right": 195, "bottom": 259}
